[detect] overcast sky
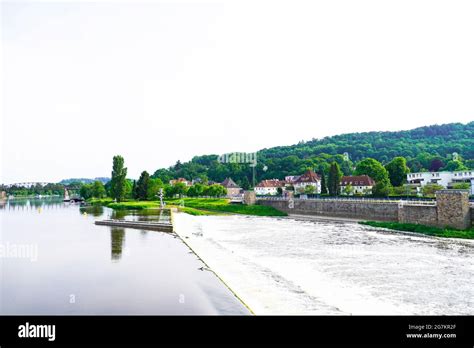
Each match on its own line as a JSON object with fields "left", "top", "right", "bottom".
{"left": 1, "top": 0, "right": 473, "bottom": 184}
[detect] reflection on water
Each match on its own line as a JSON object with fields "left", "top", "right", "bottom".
{"left": 110, "top": 227, "right": 125, "bottom": 261}
{"left": 79, "top": 205, "right": 104, "bottom": 217}
{"left": 0, "top": 197, "right": 65, "bottom": 210}
{"left": 0, "top": 199, "right": 249, "bottom": 315}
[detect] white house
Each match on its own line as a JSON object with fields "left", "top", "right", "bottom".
{"left": 169, "top": 178, "right": 192, "bottom": 186}
{"left": 340, "top": 175, "right": 375, "bottom": 195}
{"left": 255, "top": 179, "right": 285, "bottom": 195}
{"left": 293, "top": 170, "right": 321, "bottom": 194}
{"left": 407, "top": 170, "right": 474, "bottom": 195}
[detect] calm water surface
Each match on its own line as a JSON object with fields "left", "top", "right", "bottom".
{"left": 0, "top": 198, "right": 249, "bottom": 314}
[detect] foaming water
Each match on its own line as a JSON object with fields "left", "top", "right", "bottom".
{"left": 174, "top": 213, "right": 474, "bottom": 315}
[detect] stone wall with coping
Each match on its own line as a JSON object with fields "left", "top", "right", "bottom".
{"left": 258, "top": 190, "right": 473, "bottom": 230}
{"left": 259, "top": 199, "right": 399, "bottom": 221}
{"left": 398, "top": 205, "right": 438, "bottom": 227}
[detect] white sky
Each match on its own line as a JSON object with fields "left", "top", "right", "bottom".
{"left": 1, "top": 0, "right": 473, "bottom": 184}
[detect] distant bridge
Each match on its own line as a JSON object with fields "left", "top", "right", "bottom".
{"left": 4, "top": 182, "right": 53, "bottom": 188}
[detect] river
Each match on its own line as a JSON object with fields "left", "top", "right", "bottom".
{"left": 0, "top": 198, "right": 249, "bottom": 314}
{"left": 2, "top": 198, "right": 473, "bottom": 315}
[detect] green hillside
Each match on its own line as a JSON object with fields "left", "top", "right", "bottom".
{"left": 152, "top": 122, "right": 474, "bottom": 189}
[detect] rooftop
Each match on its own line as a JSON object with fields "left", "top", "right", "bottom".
{"left": 340, "top": 175, "right": 375, "bottom": 186}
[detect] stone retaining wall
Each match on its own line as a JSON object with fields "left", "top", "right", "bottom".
{"left": 398, "top": 205, "right": 438, "bottom": 227}
{"left": 256, "top": 190, "right": 472, "bottom": 230}
{"left": 259, "top": 199, "right": 399, "bottom": 222}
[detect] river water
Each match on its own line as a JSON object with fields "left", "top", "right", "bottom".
{"left": 173, "top": 213, "right": 474, "bottom": 315}
{"left": 0, "top": 198, "right": 249, "bottom": 314}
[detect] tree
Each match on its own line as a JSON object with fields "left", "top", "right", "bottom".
{"left": 328, "top": 162, "right": 342, "bottom": 196}
{"left": 320, "top": 172, "right": 328, "bottom": 194}
{"left": 124, "top": 179, "right": 133, "bottom": 199}
{"left": 80, "top": 181, "right": 106, "bottom": 200}
{"left": 429, "top": 158, "right": 445, "bottom": 172}
{"left": 241, "top": 176, "right": 251, "bottom": 190}
{"left": 92, "top": 181, "right": 106, "bottom": 198}
{"left": 203, "top": 184, "right": 226, "bottom": 197}
{"left": 110, "top": 155, "right": 127, "bottom": 202}
{"left": 164, "top": 184, "right": 175, "bottom": 198}
{"left": 172, "top": 182, "right": 188, "bottom": 198}
{"left": 80, "top": 184, "right": 93, "bottom": 200}
{"left": 147, "top": 122, "right": 474, "bottom": 186}
{"left": 342, "top": 184, "right": 353, "bottom": 196}
{"left": 136, "top": 171, "right": 150, "bottom": 200}
{"left": 422, "top": 184, "right": 444, "bottom": 197}
{"left": 452, "top": 182, "right": 470, "bottom": 190}
{"left": 187, "top": 183, "right": 205, "bottom": 197}
{"left": 304, "top": 185, "right": 315, "bottom": 194}
{"left": 385, "top": 157, "right": 410, "bottom": 187}
{"left": 147, "top": 178, "right": 163, "bottom": 200}
{"left": 131, "top": 180, "right": 138, "bottom": 199}
{"left": 355, "top": 158, "right": 389, "bottom": 182}
{"left": 443, "top": 160, "right": 468, "bottom": 171}
{"left": 372, "top": 178, "right": 391, "bottom": 197}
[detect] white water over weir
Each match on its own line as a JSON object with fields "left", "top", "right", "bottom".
{"left": 173, "top": 213, "right": 474, "bottom": 315}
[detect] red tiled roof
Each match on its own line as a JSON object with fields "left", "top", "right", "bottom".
{"left": 221, "top": 178, "right": 240, "bottom": 188}
{"left": 340, "top": 175, "right": 375, "bottom": 186}
{"left": 256, "top": 179, "right": 285, "bottom": 188}
{"left": 285, "top": 175, "right": 300, "bottom": 183}
{"left": 294, "top": 170, "right": 320, "bottom": 183}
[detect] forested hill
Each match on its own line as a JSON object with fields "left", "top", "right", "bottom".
{"left": 151, "top": 122, "right": 474, "bottom": 188}
{"left": 260, "top": 122, "right": 474, "bottom": 163}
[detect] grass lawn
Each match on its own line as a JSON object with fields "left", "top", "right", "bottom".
{"left": 89, "top": 198, "right": 160, "bottom": 210}
{"left": 107, "top": 201, "right": 160, "bottom": 210}
{"left": 174, "top": 206, "right": 221, "bottom": 216}
{"left": 88, "top": 198, "right": 114, "bottom": 205}
{"left": 165, "top": 198, "right": 287, "bottom": 216}
{"left": 360, "top": 221, "right": 474, "bottom": 239}
{"left": 91, "top": 197, "right": 287, "bottom": 216}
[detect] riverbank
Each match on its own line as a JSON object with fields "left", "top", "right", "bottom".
{"left": 360, "top": 221, "right": 474, "bottom": 239}
{"left": 90, "top": 198, "right": 286, "bottom": 217}
{"left": 166, "top": 198, "right": 287, "bottom": 216}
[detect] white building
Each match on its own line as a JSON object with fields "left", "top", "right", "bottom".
{"left": 255, "top": 179, "right": 285, "bottom": 195}
{"left": 340, "top": 175, "right": 375, "bottom": 195}
{"left": 293, "top": 170, "right": 321, "bottom": 194}
{"left": 407, "top": 170, "right": 474, "bottom": 195}
{"left": 169, "top": 178, "right": 192, "bottom": 186}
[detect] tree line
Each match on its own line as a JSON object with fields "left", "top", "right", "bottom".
{"left": 148, "top": 123, "right": 473, "bottom": 193}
